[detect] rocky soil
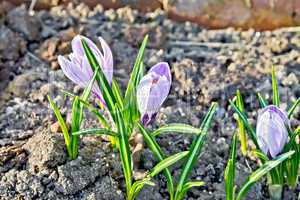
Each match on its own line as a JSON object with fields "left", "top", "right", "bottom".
{"left": 0, "top": 2, "right": 299, "bottom": 200}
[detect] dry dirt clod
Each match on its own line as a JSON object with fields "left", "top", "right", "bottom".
{"left": 23, "top": 130, "right": 67, "bottom": 173}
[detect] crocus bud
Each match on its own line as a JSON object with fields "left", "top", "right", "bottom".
{"left": 58, "top": 35, "right": 113, "bottom": 103}
{"left": 256, "top": 105, "right": 289, "bottom": 158}
{"left": 137, "top": 62, "right": 172, "bottom": 125}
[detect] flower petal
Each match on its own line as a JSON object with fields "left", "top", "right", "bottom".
{"left": 137, "top": 73, "right": 153, "bottom": 116}
{"left": 256, "top": 105, "right": 289, "bottom": 158}
{"left": 71, "top": 35, "right": 105, "bottom": 71}
{"left": 58, "top": 55, "right": 88, "bottom": 87}
{"left": 99, "top": 37, "right": 113, "bottom": 82}
{"left": 149, "top": 62, "right": 171, "bottom": 83}
{"left": 137, "top": 71, "right": 171, "bottom": 125}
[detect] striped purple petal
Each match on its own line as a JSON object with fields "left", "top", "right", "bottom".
{"left": 256, "top": 105, "right": 289, "bottom": 158}
{"left": 137, "top": 62, "right": 172, "bottom": 125}
{"left": 58, "top": 35, "right": 113, "bottom": 102}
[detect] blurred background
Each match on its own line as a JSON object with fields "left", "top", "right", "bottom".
{"left": 1, "top": 0, "right": 300, "bottom": 30}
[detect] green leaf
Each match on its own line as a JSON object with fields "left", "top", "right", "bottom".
{"left": 177, "top": 181, "right": 205, "bottom": 200}
{"left": 229, "top": 100, "right": 259, "bottom": 149}
{"left": 296, "top": 126, "right": 300, "bottom": 134}
{"left": 70, "top": 97, "right": 80, "bottom": 159}
{"left": 137, "top": 123, "right": 175, "bottom": 200}
{"left": 81, "top": 38, "right": 117, "bottom": 118}
{"left": 47, "top": 95, "right": 72, "bottom": 157}
{"left": 112, "top": 78, "right": 124, "bottom": 109}
{"left": 125, "top": 35, "right": 148, "bottom": 99}
{"left": 251, "top": 150, "right": 269, "bottom": 162}
{"left": 70, "top": 67, "right": 99, "bottom": 159}
{"left": 128, "top": 178, "right": 154, "bottom": 200}
{"left": 236, "top": 90, "right": 247, "bottom": 156}
{"left": 61, "top": 90, "right": 110, "bottom": 129}
{"left": 115, "top": 105, "right": 132, "bottom": 195}
{"left": 151, "top": 123, "right": 201, "bottom": 137}
{"left": 124, "top": 36, "right": 148, "bottom": 128}
{"left": 224, "top": 133, "right": 237, "bottom": 200}
{"left": 175, "top": 102, "right": 217, "bottom": 200}
{"left": 284, "top": 128, "right": 300, "bottom": 187}
{"left": 150, "top": 151, "right": 189, "bottom": 177}
{"left": 256, "top": 92, "right": 267, "bottom": 108}
{"left": 271, "top": 65, "right": 280, "bottom": 107}
{"left": 287, "top": 97, "right": 300, "bottom": 118}
{"left": 72, "top": 128, "right": 118, "bottom": 137}
{"left": 236, "top": 151, "right": 295, "bottom": 200}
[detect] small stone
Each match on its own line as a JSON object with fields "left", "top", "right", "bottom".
{"left": 50, "top": 122, "right": 61, "bottom": 133}
{"left": 0, "top": 25, "right": 26, "bottom": 60}
{"left": 6, "top": 72, "right": 40, "bottom": 97}
{"left": 6, "top": 6, "right": 41, "bottom": 41}
{"left": 124, "top": 26, "right": 165, "bottom": 48}
{"left": 38, "top": 37, "right": 60, "bottom": 61}
{"left": 282, "top": 73, "right": 299, "bottom": 86}
{"left": 51, "top": 61, "right": 59, "bottom": 70}
{"left": 216, "top": 137, "right": 229, "bottom": 154}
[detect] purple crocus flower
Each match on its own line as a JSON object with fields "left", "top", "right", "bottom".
{"left": 256, "top": 105, "right": 289, "bottom": 159}
{"left": 58, "top": 35, "right": 113, "bottom": 103}
{"left": 136, "top": 62, "right": 172, "bottom": 125}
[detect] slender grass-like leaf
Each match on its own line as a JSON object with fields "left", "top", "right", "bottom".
{"left": 224, "top": 133, "right": 237, "bottom": 200}
{"left": 138, "top": 122, "right": 175, "bottom": 200}
{"left": 251, "top": 150, "right": 269, "bottom": 162}
{"left": 115, "top": 105, "right": 132, "bottom": 195}
{"left": 175, "top": 102, "right": 217, "bottom": 200}
{"left": 70, "top": 67, "right": 99, "bottom": 159}
{"left": 112, "top": 78, "right": 124, "bottom": 109}
{"left": 149, "top": 151, "right": 189, "bottom": 177}
{"left": 284, "top": 128, "right": 300, "bottom": 187}
{"left": 48, "top": 95, "right": 72, "bottom": 157}
{"left": 271, "top": 65, "right": 280, "bottom": 107}
{"left": 72, "top": 128, "right": 118, "bottom": 137}
{"left": 70, "top": 96, "right": 80, "bottom": 159}
{"left": 128, "top": 178, "right": 154, "bottom": 200}
{"left": 151, "top": 123, "right": 201, "bottom": 137}
{"left": 124, "top": 36, "right": 148, "bottom": 128}
{"left": 236, "top": 151, "right": 295, "bottom": 200}
{"left": 61, "top": 90, "right": 110, "bottom": 129}
{"left": 257, "top": 92, "right": 267, "bottom": 108}
{"left": 177, "top": 181, "right": 205, "bottom": 200}
{"left": 236, "top": 90, "right": 247, "bottom": 156}
{"left": 296, "top": 126, "right": 300, "bottom": 134}
{"left": 81, "top": 38, "right": 117, "bottom": 118}
{"left": 125, "top": 35, "right": 148, "bottom": 99}
{"left": 229, "top": 100, "right": 259, "bottom": 149}
{"left": 287, "top": 97, "right": 300, "bottom": 118}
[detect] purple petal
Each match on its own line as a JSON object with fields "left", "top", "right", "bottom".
{"left": 71, "top": 35, "right": 101, "bottom": 58}
{"left": 256, "top": 105, "right": 289, "bottom": 158}
{"left": 99, "top": 37, "right": 113, "bottom": 83}
{"left": 71, "top": 35, "right": 106, "bottom": 73}
{"left": 149, "top": 62, "right": 171, "bottom": 83}
{"left": 137, "top": 73, "right": 153, "bottom": 116}
{"left": 58, "top": 55, "right": 88, "bottom": 87}
{"left": 137, "top": 71, "right": 171, "bottom": 125}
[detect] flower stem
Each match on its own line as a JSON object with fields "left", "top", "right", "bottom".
{"left": 269, "top": 184, "right": 283, "bottom": 200}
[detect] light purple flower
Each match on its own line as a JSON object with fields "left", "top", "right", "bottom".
{"left": 58, "top": 35, "right": 113, "bottom": 103}
{"left": 136, "top": 62, "right": 172, "bottom": 125}
{"left": 256, "top": 105, "right": 289, "bottom": 159}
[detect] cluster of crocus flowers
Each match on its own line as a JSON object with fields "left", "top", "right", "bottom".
{"left": 58, "top": 35, "right": 113, "bottom": 105}
{"left": 58, "top": 35, "right": 171, "bottom": 125}
{"left": 256, "top": 105, "right": 289, "bottom": 159}
{"left": 136, "top": 62, "right": 172, "bottom": 125}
